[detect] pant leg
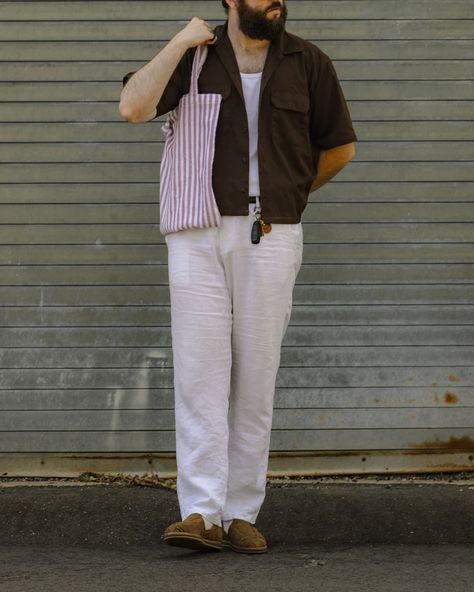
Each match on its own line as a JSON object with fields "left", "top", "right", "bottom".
{"left": 221, "top": 203, "right": 304, "bottom": 523}
{"left": 165, "top": 226, "right": 232, "bottom": 527}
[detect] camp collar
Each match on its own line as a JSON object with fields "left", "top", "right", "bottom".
{"left": 213, "top": 19, "right": 303, "bottom": 104}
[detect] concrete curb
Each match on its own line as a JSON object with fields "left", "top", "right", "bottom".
{"left": 1, "top": 479, "right": 473, "bottom": 547}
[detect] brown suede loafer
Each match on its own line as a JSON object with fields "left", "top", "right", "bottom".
{"left": 162, "top": 513, "right": 223, "bottom": 551}
{"left": 221, "top": 518, "right": 268, "bottom": 553}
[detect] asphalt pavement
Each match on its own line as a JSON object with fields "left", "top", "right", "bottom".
{"left": 1, "top": 543, "right": 473, "bottom": 592}
{"left": 0, "top": 473, "right": 473, "bottom": 591}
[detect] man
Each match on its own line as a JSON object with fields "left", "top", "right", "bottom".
{"left": 119, "top": 0, "right": 357, "bottom": 554}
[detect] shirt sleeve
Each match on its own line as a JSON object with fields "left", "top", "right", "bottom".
{"left": 309, "top": 51, "right": 358, "bottom": 149}
{"left": 121, "top": 47, "right": 194, "bottom": 120}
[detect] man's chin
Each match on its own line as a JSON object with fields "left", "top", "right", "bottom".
{"left": 237, "top": 7, "right": 287, "bottom": 40}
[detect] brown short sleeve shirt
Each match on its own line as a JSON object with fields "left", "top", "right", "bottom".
{"left": 122, "top": 21, "right": 358, "bottom": 223}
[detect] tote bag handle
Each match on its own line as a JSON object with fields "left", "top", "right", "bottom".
{"left": 189, "top": 44, "right": 208, "bottom": 96}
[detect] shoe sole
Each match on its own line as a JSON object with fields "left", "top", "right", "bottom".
{"left": 221, "top": 539, "right": 268, "bottom": 553}
{"left": 163, "top": 532, "right": 223, "bottom": 552}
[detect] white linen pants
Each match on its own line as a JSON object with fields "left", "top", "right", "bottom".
{"left": 164, "top": 200, "right": 303, "bottom": 527}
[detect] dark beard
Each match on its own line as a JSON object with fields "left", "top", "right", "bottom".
{"left": 236, "top": 0, "right": 288, "bottom": 41}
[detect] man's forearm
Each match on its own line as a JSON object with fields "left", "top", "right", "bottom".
{"left": 119, "top": 34, "right": 189, "bottom": 123}
{"left": 119, "top": 17, "right": 218, "bottom": 123}
{"left": 310, "top": 143, "right": 356, "bottom": 193}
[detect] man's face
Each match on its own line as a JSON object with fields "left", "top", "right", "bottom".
{"left": 235, "top": 0, "right": 288, "bottom": 41}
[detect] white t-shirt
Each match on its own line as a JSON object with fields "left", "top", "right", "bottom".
{"left": 240, "top": 72, "right": 262, "bottom": 196}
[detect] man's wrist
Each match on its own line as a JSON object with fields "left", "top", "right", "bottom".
{"left": 171, "top": 32, "right": 191, "bottom": 53}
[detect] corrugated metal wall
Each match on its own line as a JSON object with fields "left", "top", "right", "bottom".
{"left": 1, "top": 1, "right": 473, "bottom": 476}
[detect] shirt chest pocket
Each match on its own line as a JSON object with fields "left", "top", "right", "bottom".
{"left": 271, "top": 90, "right": 310, "bottom": 148}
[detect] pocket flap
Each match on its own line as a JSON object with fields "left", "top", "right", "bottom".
{"left": 271, "top": 90, "right": 309, "bottom": 113}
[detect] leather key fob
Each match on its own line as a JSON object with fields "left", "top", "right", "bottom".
{"left": 251, "top": 220, "right": 261, "bottom": 244}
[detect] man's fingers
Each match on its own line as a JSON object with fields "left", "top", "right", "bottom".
{"left": 206, "top": 34, "right": 217, "bottom": 44}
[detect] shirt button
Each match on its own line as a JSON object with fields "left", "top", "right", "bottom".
{"left": 242, "top": 156, "right": 247, "bottom": 163}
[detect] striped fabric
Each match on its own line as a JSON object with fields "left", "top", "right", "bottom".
{"left": 159, "top": 44, "right": 223, "bottom": 235}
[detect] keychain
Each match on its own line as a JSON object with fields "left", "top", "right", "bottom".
{"left": 251, "top": 204, "right": 272, "bottom": 244}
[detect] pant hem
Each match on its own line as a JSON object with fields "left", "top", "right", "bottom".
{"left": 221, "top": 514, "right": 257, "bottom": 524}
{"left": 183, "top": 510, "right": 222, "bottom": 527}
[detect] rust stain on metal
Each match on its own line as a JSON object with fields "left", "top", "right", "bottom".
{"left": 444, "top": 391, "right": 459, "bottom": 405}
{"left": 448, "top": 375, "right": 460, "bottom": 382}
{"left": 407, "top": 435, "right": 474, "bottom": 452}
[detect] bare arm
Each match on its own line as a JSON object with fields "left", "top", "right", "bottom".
{"left": 310, "top": 142, "right": 356, "bottom": 193}
{"left": 119, "top": 17, "right": 217, "bottom": 124}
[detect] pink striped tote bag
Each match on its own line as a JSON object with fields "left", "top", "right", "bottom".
{"left": 159, "top": 44, "right": 223, "bottom": 235}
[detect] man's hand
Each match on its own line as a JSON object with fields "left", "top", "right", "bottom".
{"left": 310, "top": 142, "right": 356, "bottom": 193}
{"left": 175, "top": 16, "right": 218, "bottom": 49}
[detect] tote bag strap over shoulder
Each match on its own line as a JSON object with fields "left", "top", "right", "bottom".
{"left": 189, "top": 44, "right": 208, "bottom": 95}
